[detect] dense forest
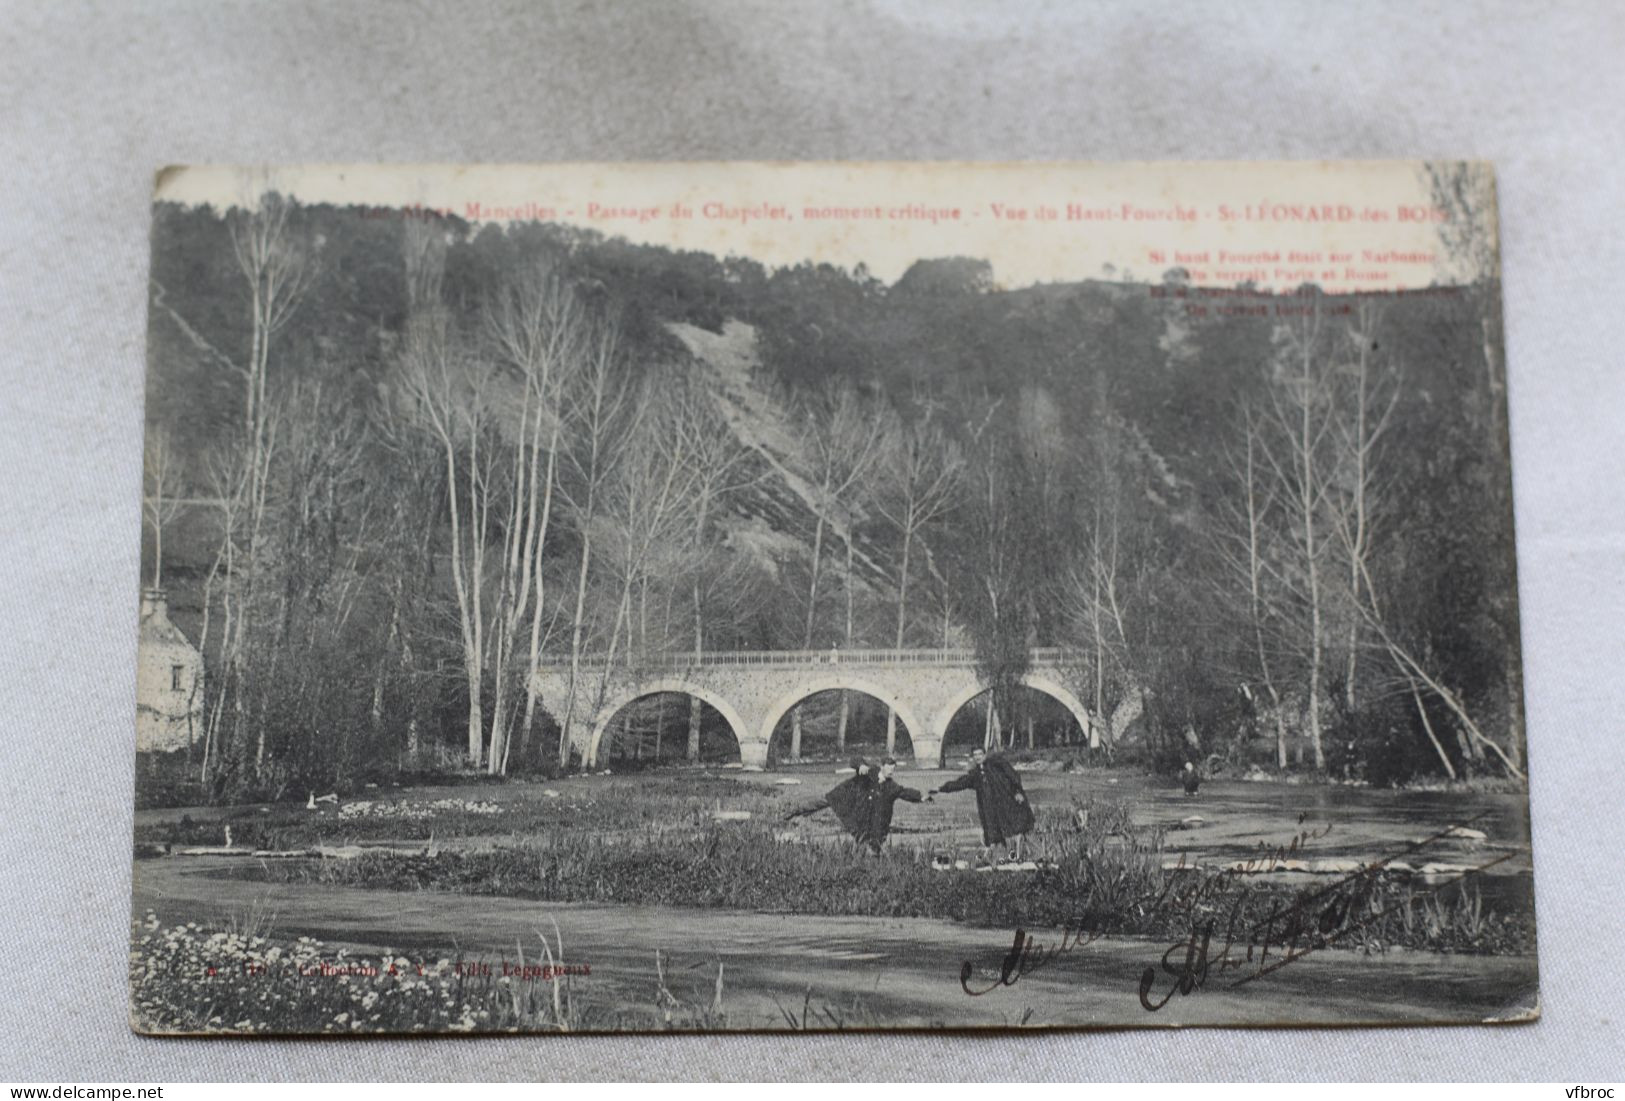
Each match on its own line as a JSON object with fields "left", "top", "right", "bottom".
{"left": 140, "top": 193, "right": 1524, "bottom": 801}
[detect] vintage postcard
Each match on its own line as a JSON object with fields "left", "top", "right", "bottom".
{"left": 131, "top": 162, "right": 1535, "bottom": 1034}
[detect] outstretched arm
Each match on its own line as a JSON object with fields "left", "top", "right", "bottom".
{"left": 783, "top": 798, "right": 830, "bottom": 822}
{"left": 936, "top": 772, "right": 976, "bottom": 794}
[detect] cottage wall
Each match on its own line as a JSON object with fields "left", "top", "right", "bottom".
{"left": 135, "top": 590, "right": 204, "bottom": 753}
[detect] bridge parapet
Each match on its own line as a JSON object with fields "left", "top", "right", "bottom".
{"left": 536, "top": 647, "right": 1081, "bottom": 673}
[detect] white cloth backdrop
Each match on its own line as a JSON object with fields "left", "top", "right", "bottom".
{"left": 1, "top": 0, "right": 1620, "bottom": 1082}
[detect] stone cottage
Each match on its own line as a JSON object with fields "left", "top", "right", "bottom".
{"left": 136, "top": 588, "right": 204, "bottom": 753}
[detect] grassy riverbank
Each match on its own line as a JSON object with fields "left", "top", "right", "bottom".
{"left": 129, "top": 770, "right": 1540, "bottom": 1034}
{"left": 219, "top": 790, "right": 1532, "bottom": 956}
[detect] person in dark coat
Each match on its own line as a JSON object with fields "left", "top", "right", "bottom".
{"left": 930, "top": 746, "right": 1036, "bottom": 860}
{"left": 784, "top": 758, "right": 881, "bottom": 851}
{"left": 1182, "top": 761, "right": 1201, "bottom": 796}
{"left": 863, "top": 756, "right": 924, "bottom": 853}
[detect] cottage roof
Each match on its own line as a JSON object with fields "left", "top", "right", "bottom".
{"left": 139, "top": 590, "right": 200, "bottom": 653}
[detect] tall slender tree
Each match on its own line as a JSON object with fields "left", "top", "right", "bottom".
{"left": 142, "top": 426, "right": 183, "bottom": 588}
{"left": 394, "top": 307, "right": 497, "bottom": 766}
{"left": 871, "top": 405, "right": 962, "bottom": 753}
{"left": 484, "top": 270, "right": 579, "bottom": 774}
{"left": 787, "top": 381, "right": 885, "bottom": 759}
{"left": 557, "top": 311, "right": 637, "bottom": 766}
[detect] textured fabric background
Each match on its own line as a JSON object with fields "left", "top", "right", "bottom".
{"left": 1, "top": 0, "right": 1620, "bottom": 1082}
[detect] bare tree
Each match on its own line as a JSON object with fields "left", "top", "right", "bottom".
{"left": 955, "top": 401, "right": 1038, "bottom": 750}
{"left": 1326, "top": 301, "right": 1401, "bottom": 710}
{"left": 787, "top": 381, "right": 886, "bottom": 759}
{"left": 556, "top": 312, "right": 637, "bottom": 766}
{"left": 225, "top": 192, "right": 317, "bottom": 776}
{"left": 483, "top": 270, "right": 579, "bottom": 774}
{"left": 1425, "top": 162, "right": 1522, "bottom": 763}
{"left": 394, "top": 307, "right": 497, "bottom": 766}
{"left": 593, "top": 371, "right": 702, "bottom": 697}
{"left": 922, "top": 542, "right": 956, "bottom": 649}
{"left": 1211, "top": 400, "right": 1292, "bottom": 767}
{"left": 1057, "top": 377, "right": 1156, "bottom": 754}
{"left": 142, "top": 426, "right": 183, "bottom": 589}
{"left": 360, "top": 216, "right": 451, "bottom": 770}
{"left": 229, "top": 192, "right": 317, "bottom": 445}
{"left": 1253, "top": 306, "right": 1339, "bottom": 769}
{"left": 1353, "top": 547, "right": 1526, "bottom": 781}
{"left": 871, "top": 406, "right": 962, "bottom": 753}
{"left": 1060, "top": 510, "right": 1139, "bottom": 752}
{"left": 672, "top": 385, "right": 759, "bottom": 759}
{"left": 1223, "top": 296, "right": 1503, "bottom": 780}
{"left": 196, "top": 443, "right": 249, "bottom": 784}
{"left": 154, "top": 190, "right": 314, "bottom": 783}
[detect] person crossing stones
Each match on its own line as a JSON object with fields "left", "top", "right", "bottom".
{"left": 862, "top": 756, "right": 925, "bottom": 853}
{"left": 783, "top": 757, "right": 882, "bottom": 853}
{"left": 930, "top": 745, "right": 1036, "bottom": 862}
{"left": 1182, "top": 760, "right": 1201, "bottom": 796}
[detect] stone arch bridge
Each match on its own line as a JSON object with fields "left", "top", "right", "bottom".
{"left": 532, "top": 648, "right": 1091, "bottom": 769}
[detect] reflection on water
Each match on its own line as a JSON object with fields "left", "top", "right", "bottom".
{"left": 1038, "top": 773, "right": 1537, "bottom": 919}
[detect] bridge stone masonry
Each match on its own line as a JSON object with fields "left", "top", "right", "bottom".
{"left": 531, "top": 648, "right": 1093, "bottom": 769}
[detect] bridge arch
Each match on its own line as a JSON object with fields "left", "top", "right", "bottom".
{"left": 757, "top": 675, "right": 927, "bottom": 763}
{"left": 929, "top": 674, "right": 1091, "bottom": 766}
{"left": 586, "top": 679, "right": 750, "bottom": 767}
